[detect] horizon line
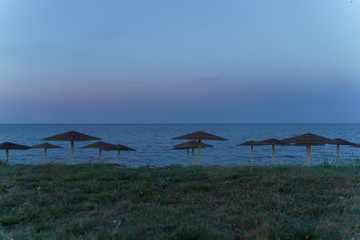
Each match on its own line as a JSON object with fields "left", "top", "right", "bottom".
{"left": 0, "top": 122, "right": 359, "bottom": 125}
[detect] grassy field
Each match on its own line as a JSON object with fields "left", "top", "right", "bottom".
{"left": 1, "top": 162, "right": 360, "bottom": 240}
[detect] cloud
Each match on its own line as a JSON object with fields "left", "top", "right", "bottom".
{"left": 115, "top": 81, "right": 162, "bottom": 89}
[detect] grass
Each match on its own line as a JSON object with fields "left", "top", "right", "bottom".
{"left": 1, "top": 162, "right": 360, "bottom": 239}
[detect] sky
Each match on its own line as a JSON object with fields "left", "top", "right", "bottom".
{"left": 1, "top": 0, "right": 360, "bottom": 123}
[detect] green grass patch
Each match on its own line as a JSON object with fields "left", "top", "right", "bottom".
{"left": 0, "top": 163, "right": 360, "bottom": 239}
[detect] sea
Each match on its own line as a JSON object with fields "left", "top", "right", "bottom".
{"left": 0, "top": 124, "right": 359, "bottom": 167}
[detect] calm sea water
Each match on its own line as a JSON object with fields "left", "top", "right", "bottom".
{"left": 0, "top": 124, "right": 359, "bottom": 166}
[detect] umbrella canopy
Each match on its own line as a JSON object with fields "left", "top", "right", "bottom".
{"left": 172, "top": 131, "right": 228, "bottom": 166}
{"left": 293, "top": 143, "right": 324, "bottom": 146}
{"left": 103, "top": 144, "right": 136, "bottom": 151}
{"left": 102, "top": 144, "right": 136, "bottom": 165}
{"left": 0, "top": 142, "right": 31, "bottom": 150}
{"left": 31, "top": 143, "right": 63, "bottom": 149}
{"left": 281, "top": 133, "right": 333, "bottom": 167}
{"left": 31, "top": 143, "right": 62, "bottom": 165}
{"left": 256, "top": 138, "right": 290, "bottom": 166}
{"left": 42, "top": 131, "right": 101, "bottom": 164}
{"left": 282, "top": 133, "right": 333, "bottom": 145}
{"left": 172, "top": 131, "right": 228, "bottom": 141}
{"left": 329, "top": 138, "right": 357, "bottom": 165}
{"left": 237, "top": 140, "right": 263, "bottom": 166}
{"left": 172, "top": 140, "right": 213, "bottom": 150}
{"left": 42, "top": 131, "right": 101, "bottom": 142}
{"left": 257, "top": 138, "right": 290, "bottom": 146}
{"left": 80, "top": 141, "right": 117, "bottom": 163}
{"left": 0, "top": 142, "right": 31, "bottom": 164}
{"left": 330, "top": 138, "right": 356, "bottom": 146}
{"left": 173, "top": 140, "right": 213, "bottom": 166}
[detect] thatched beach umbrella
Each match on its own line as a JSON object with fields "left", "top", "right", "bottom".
{"left": 282, "top": 133, "right": 333, "bottom": 167}
{"left": 31, "top": 143, "right": 62, "bottom": 165}
{"left": 102, "top": 144, "right": 136, "bottom": 165}
{"left": 0, "top": 142, "right": 31, "bottom": 164}
{"left": 80, "top": 141, "right": 118, "bottom": 163}
{"left": 237, "top": 141, "right": 263, "bottom": 166}
{"left": 42, "top": 131, "right": 101, "bottom": 164}
{"left": 172, "top": 140, "right": 213, "bottom": 166}
{"left": 329, "top": 138, "right": 356, "bottom": 165}
{"left": 256, "top": 138, "right": 290, "bottom": 166}
{"left": 172, "top": 131, "right": 228, "bottom": 166}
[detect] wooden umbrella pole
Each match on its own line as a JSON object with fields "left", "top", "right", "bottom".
{"left": 272, "top": 145, "right": 275, "bottom": 166}
{"left": 307, "top": 145, "right": 311, "bottom": 167}
{"left": 187, "top": 149, "right": 189, "bottom": 166}
{"left": 251, "top": 145, "right": 254, "bottom": 166}
{"left": 117, "top": 150, "right": 120, "bottom": 165}
{"left": 99, "top": 148, "right": 102, "bottom": 163}
{"left": 198, "top": 140, "right": 201, "bottom": 166}
{"left": 44, "top": 148, "right": 47, "bottom": 165}
{"left": 71, "top": 141, "right": 74, "bottom": 165}
{"left": 336, "top": 144, "right": 340, "bottom": 165}
{"left": 192, "top": 148, "right": 194, "bottom": 166}
{"left": 5, "top": 149, "right": 9, "bottom": 164}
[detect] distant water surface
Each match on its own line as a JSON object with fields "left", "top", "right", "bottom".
{"left": 0, "top": 124, "right": 359, "bottom": 166}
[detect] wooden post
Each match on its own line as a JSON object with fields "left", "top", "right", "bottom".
{"left": 336, "top": 144, "right": 340, "bottom": 165}
{"left": 71, "top": 141, "right": 74, "bottom": 165}
{"left": 187, "top": 149, "right": 189, "bottom": 166}
{"left": 99, "top": 148, "right": 102, "bottom": 163}
{"left": 198, "top": 140, "right": 201, "bottom": 166}
{"left": 117, "top": 150, "right": 120, "bottom": 165}
{"left": 5, "top": 149, "right": 9, "bottom": 164}
{"left": 44, "top": 148, "right": 47, "bottom": 165}
{"left": 192, "top": 148, "right": 195, "bottom": 165}
{"left": 251, "top": 145, "right": 254, "bottom": 166}
{"left": 307, "top": 145, "right": 311, "bottom": 167}
{"left": 272, "top": 145, "right": 275, "bottom": 166}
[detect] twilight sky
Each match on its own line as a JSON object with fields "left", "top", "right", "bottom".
{"left": 1, "top": 0, "right": 360, "bottom": 123}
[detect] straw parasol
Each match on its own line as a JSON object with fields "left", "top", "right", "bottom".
{"left": 31, "top": 143, "right": 62, "bottom": 165}
{"left": 42, "top": 131, "right": 101, "bottom": 164}
{"left": 282, "top": 133, "right": 333, "bottom": 167}
{"left": 80, "top": 141, "right": 118, "bottom": 163}
{"left": 172, "top": 140, "right": 213, "bottom": 166}
{"left": 0, "top": 142, "right": 31, "bottom": 164}
{"left": 102, "top": 144, "right": 136, "bottom": 165}
{"left": 256, "top": 138, "right": 290, "bottom": 166}
{"left": 237, "top": 140, "right": 263, "bottom": 166}
{"left": 329, "top": 138, "right": 356, "bottom": 165}
{"left": 172, "top": 131, "right": 228, "bottom": 166}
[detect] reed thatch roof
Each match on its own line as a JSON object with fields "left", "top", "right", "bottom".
{"left": 293, "top": 143, "right": 325, "bottom": 146}
{"left": 237, "top": 140, "right": 263, "bottom": 146}
{"left": 257, "top": 138, "right": 290, "bottom": 146}
{"left": 102, "top": 144, "right": 136, "bottom": 151}
{"left": 281, "top": 133, "right": 333, "bottom": 145}
{"left": 80, "top": 141, "right": 117, "bottom": 149}
{"left": 31, "top": 143, "right": 62, "bottom": 149}
{"left": 0, "top": 142, "right": 31, "bottom": 150}
{"left": 172, "top": 140, "right": 213, "bottom": 150}
{"left": 42, "top": 131, "right": 101, "bottom": 142}
{"left": 330, "top": 138, "right": 356, "bottom": 146}
{"left": 172, "top": 131, "right": 228, "bottom": 141}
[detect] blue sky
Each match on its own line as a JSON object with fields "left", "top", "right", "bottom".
{"left": 1, "top": 0, "right": 359, "bottom": 123}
